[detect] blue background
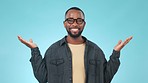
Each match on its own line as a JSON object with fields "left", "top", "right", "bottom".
{"left": 0, "top": 0, "right": 147, "bottom": 83}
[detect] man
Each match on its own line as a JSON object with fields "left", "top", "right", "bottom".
{"left": 18, "top": 7, "right": 133, "bottom": 83}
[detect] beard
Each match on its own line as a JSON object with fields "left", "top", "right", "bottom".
{"left": 66, "top": 28, "right": 83, "bottom": 39}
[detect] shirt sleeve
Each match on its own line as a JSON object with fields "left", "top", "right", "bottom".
{"left": 30, "top": 47, "right": 47, "bottom": 83}
{"left": 104, "top": 50, "right": 120, "bottom": 83}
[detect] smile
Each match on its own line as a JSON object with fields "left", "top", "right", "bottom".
{"left": 70, "top": 28, "right": 79, "bottom": 32}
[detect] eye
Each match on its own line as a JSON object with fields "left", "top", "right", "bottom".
{"left": 67, "top": 18, "right": 74, "bottom": 24}
{"left": 77, "top": 18, "right": 84, "bottom": 24}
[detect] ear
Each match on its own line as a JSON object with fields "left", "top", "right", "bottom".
{"left": 63, "top": 21, "right": 66, "bottom": 28}
{"left": 83, "top": 21, "right": 86, "bottom": 27}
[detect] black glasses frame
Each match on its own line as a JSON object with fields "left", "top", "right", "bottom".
{"left": 64, "top": 18, "right": 85, "bottom": 24}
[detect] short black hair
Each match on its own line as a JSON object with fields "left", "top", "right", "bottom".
{"left": 65, "top": 7, "right": 85, "bottom": 19}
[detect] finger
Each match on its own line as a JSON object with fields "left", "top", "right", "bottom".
{"left": 123, "top": 36, "right": 133, "bottom": 45}
{"left": 129, "top": 36, "right": 133, "bottom": 40}
{"left": 17, "top": 35, "right": 20, "bottom": 38}
{"left": 115, "top": 40, "right": 122, "bottom": 47}
{"left": 18, "top": 36, "right": 29, "bottom": 44}
{"left": 17, "top": 35, "right": 22, "bottom": 40}
{"left": 30, "top": 39, "right": 33, "bottom": 43}
{"left": 18, "top": 36, "right": 24, "bottom": 42}
{"left": 126, "top": 36, "right": 133, "bottom": 43}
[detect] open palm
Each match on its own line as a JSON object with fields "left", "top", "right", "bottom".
{"left": 114, "top": 36, "right": 133, "bottom": 51}
{"left": 18, "top": 36, "right": 37, "bottom": 48}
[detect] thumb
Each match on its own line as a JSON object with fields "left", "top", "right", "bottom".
{"left": 117, "top": 40, "right": 122, "bottom": 45}
{"left": 29, "top": 39, "right": 33, "bottom": 43}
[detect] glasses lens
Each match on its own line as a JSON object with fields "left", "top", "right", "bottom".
{"left": 67, "top": 18, "right": 74, "bottom": 24}
{"left": 76, "top": 18, "right": 84, "bottom": 24}
{"left": 65, "top": 18, "right": 84, "bottom": 24}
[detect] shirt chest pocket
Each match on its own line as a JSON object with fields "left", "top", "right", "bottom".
{"left": 50, "top": 59, "right": 64, "bottom": 66}
{"left": 50, "top": 58, "right": 65, "bottom": 76}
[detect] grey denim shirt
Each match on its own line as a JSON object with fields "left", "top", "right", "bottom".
{"left": 30, "top": 36, "right": 120, "bottom": 83}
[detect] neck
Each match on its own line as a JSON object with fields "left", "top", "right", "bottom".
{"left": 66, "top": 35, "right": 84, "bottom": 44}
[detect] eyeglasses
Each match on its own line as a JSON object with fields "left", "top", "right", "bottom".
{"left": 65, "top": 18, "right": 85, "bottom": 24}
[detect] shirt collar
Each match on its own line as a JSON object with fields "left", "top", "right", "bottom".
{"left": 59, "top": 36, "right": 88, "bottom": 46}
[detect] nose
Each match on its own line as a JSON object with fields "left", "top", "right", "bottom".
{"left": 72, "top": 20, "right": 77, "bottom": 27}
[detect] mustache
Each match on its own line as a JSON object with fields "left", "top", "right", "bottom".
{"left": 66, "top": 27, "right": 84, "bottom": 38}
{"left": 69, "top": 27, "right": 81, "bottom": 30}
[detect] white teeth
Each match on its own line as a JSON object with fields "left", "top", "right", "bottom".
{"left": 71, "top": 29, "right": 78, "bottom": 32}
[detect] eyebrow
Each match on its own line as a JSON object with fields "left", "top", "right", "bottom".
{"left": 66, "top": 18, "right": 84, "bottom": 19}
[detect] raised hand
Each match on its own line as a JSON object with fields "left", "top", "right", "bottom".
{"left": 114, "top": 36, "right": 133, "bottom": 51}
{"left": 17, "top": 36, "right": 37, "bottom": 48}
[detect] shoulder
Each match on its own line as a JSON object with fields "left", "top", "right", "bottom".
{"left": 86, "top": 39, "right": 106, "bottom": 59}
{"left": 86, "top": 39, "right": 101, "bottom": 50}
{"left": 45, "top": 37, "right": 66, "bottom": 52}
{"left": 86, "top": 39, "right": 105, "bottom": 54}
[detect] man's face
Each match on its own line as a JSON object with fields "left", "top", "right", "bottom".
{"left": 64, "top": 9, "right": 85, "bottom": 38}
